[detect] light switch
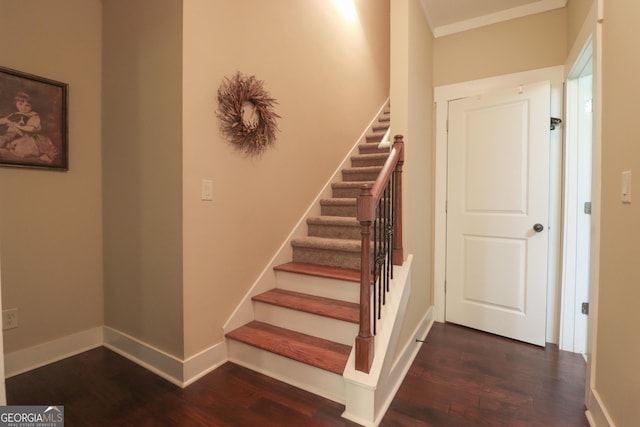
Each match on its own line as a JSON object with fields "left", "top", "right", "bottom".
{"left": 621, "top": 170, "right": 631, "bottom": 203}
{"left": 201, "top": 179, "right": 213, "bottom": 201}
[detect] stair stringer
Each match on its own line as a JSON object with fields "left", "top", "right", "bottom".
{"left": 222, "top": 98, "right": 391, "bottom": 335}
{"left": 341, "top": 255, "right": 434, "bottom": 427}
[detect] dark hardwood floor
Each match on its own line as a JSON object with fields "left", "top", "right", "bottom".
{"left": 6, "top": 322, "right": 589, "bottom": 426}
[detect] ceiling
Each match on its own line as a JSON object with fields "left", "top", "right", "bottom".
{"left": 420, "top": 0, "right": 568, "bottom": 37}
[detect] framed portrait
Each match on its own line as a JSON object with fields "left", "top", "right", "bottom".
{"left": 0, "top": 66, "right": 68, "bottom": 170}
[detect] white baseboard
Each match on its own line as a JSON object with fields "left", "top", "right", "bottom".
{"left": 586, "top": 388, "right": 616, "bottom": 427}
{"left": 182, "top": 340, "right": 227, "bottom": 387}
{"left": 103, "top": 326, "right": 184, "bottom": 386}
{"left": 4, "top": 325, "right": 228, "bottom": 388}
{"left": 4, "top": 326, "right": 103, "bottom": 378}
{"left": 103, "top": 326, "right": 227, "bottom": 388}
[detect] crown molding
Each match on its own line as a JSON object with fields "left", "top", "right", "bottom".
{"left": 431, "top": 0, "right": 567, "bottom": 38}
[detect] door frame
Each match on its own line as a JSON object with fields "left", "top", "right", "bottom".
{"left": 434, "top": 66, "right": 565, "bottom": 343}
{"left": 561, "top": 37, "right": 593, "bottom": 354}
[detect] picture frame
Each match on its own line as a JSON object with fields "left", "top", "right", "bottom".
{"left": 0, "top": 66, "right": 68, "bottom": 170}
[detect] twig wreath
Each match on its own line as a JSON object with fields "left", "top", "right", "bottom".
{"left": 216, "top": 72, "right": 280, "bottom": 156}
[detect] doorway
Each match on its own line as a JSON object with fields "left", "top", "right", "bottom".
{"left": 444, "top": 82, "right": 551, "bottom": 346}
{"left": 434, "top": 66, "right": 565, "bottom": 344}
{"left": 560, "top": 38, "right": 593, "bottom": 355}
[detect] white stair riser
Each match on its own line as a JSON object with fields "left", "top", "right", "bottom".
{"left": 253, "top": 302, "right": 359, "bottom": 346}
{"left": 227, "top": 340, "right": 346, "bottom": 403}
{"left": 275, "top": 270, "right": 360, "bottom": 303}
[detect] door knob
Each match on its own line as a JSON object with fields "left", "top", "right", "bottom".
{"left": 533, "top": 223, "right": 544, "bottom": 232}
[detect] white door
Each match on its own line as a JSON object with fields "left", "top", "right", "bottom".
{"left": 446, "top": 81, "right": 551, "bottom": 346}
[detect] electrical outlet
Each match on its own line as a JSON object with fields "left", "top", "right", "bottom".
{"left": 3, "top": 308, "right": 18, "bottom": 330}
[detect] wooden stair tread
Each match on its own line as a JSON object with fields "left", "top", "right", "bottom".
{"left": 254, "top": 289, "right": 359, "bottom": 324}
{"left": 274, "top": 262, "right": 360, "bottom": 282}
{"left": 226, "top": 321, "right": 351, "bottom": 375}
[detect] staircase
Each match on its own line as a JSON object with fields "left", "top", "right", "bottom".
{"left": 225, "top": 107, "right": 391, "bottom": 403}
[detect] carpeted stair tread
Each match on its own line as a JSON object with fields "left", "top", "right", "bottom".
{"left": 331, "top": 181, "right": 375, "bottom": 198}
{"left": 320, "top": 197, "right": 357, "bottom": 217}
{"left": 307, "top": 216, "right": 360, "bottom": 239}
{"left": 366, "top": 131, "right": 388, "bottom": 143}
{"left": 274, "top": 262, "right": 360, "bottom": 282}
{"left": 351, "top": 153, "right": 390, "bottom": 167}
{"left": 291, "top": 236, "right": 364, "bottom": 269}
{"left": 319, "top": 198, "right": 357, "bottom": 217}
{"left": 253, "top": 289, "right": 359, "bottom": 324}
{"left": 226, "top": 321, "right": 351, "bottom": 375}
{"left": 342, "top": 166, "right": 384, "bottom": 182}
{"left": 291, "top": 236, "right": 361, "bottom": 252}
{"left": 343, "top": 165, "right": 384, "bottom": 172}
{"left": 358, "top": 142, "right": 389, "bottom": 155}
{"left": 307, "top": 216, "right": 359, "bottom": 226}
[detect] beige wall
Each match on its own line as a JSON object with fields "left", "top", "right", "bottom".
{"left": 2, "top": 0, "right": 390, "bottom": 363}
{"left": 102, "top": 0, "right": 184, "bottom": 357}
{"left": 182, "top": 0, "right": 390, "bottom": 357}
{"left": 0, "top": 0, "right": 103, "bottom": 352}
{"left": 567, "top": 0, "right": 594, "bottom": 50}
{"left": 390, "top": 0, "right": 434, "bottom": 350}
{"left": 596, "top": 0, "right": 640, "bottom": 424}
{"left": 433, "top": 9, "right": 568, "bottom": 86}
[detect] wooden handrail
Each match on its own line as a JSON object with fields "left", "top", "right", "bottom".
{"left": 355, "top": 135, "right": 405, "bottom": 373}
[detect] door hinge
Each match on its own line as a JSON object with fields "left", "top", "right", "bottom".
{"left": 584, "top": 202, "right": 592, "bottom": 215}
{"left": 444, "top": 280, "right": 447, "bottom": 294}
{"left": 581, "top": 302, "right": 589, "bottom": 315}
{"left": 445, "top": 200, "right": 448, "bottom": 213}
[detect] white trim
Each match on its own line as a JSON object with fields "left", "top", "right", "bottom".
{"left": 586, "top": 389, "right": 616, "bottom": 427}
{"left": 4, "top": 327, "right": 103, "bottom": 378}
{"left": 4, "top": 326, "right": 228, "bottom": 387}
{"left": 373, "top": 307, "right": 433, "bottom": 427}
{"left": 434, "top": 66, "right": 564, "bottom": 102}
{"left": 342, "top": 257, "right": 434, "bottom": 426}
{"left": 560, "top": 34, "right": 594, "bottom": 353}
{"left": 103, "top": 326, "right": 185, "bottom": 387}
{"left": 585, "top": 4, "right": 603, "bottom": 406}
{"left": 103, "top": 326, "right": 226, "bottom": 388}
{"left": 565, "top": 4, "right": 597, "bottom": 80}
{"left": 228, "top": 341, "right": 345, "bottom": 403}
{"left": 432, "top": 0, "right": 567, "bottom": 38}
{"left": 434, "top": 67, "right": 564, "bottom": 345}
{"left": 4, "top": 325, "right": 228, "bottom": 387}
{"left": 342, "top": 303, "right": 433, "bottom": 427}
{"left": 182, "top": 340, "right": 227, "bottom": 387}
